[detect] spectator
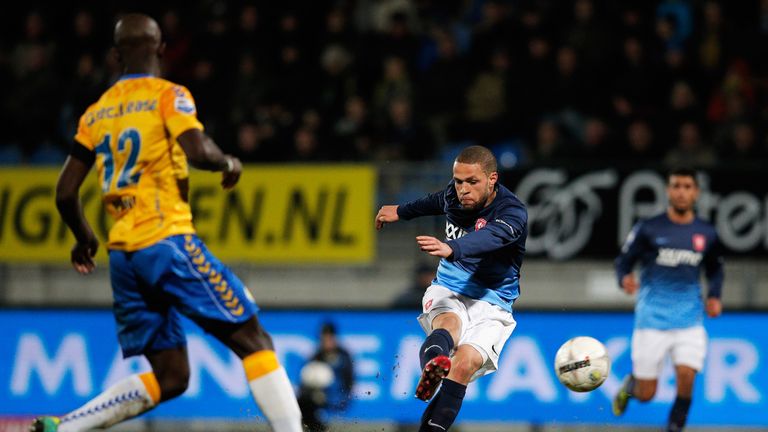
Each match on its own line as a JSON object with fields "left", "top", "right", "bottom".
{"left": 469, "top": 0, "right": 512, "bottom": 69}
{"left": 160, "top": 9, "right": 192, "bottom": 82}
{"left": 551, "top": 46, "right": 594, "bottom": 114}
{"left": 60, "top": 53, "right": 104, "bottom": 142}
{"left": 465, "top": 48, "right": 511, "bottom": 144}
{"left": 655, "top": 0, "right": 693, "bottom": 52}
{"left": 2, "top": 3, "right": 768, "bottom": 166}
{"left": 575, "top": 117, "right": 613, "bottom": 162}
{"left": 664, "top": 121, "right": 716, "bottom": 168}
{"left": 298, "top": 322, "right": 354, "bottom": 432}
{"left": 333, "top": 96, "right": 374, "bottom": 160}
{"left": 233, "top": 123, "right": 272, "bottom": 163}
{"left": 391, "top": 262, "right": 437, "bottom": 309}
{"left": 379, "top": 97, "right": 433, "bottom": 161}
{"left": 421, "top": 29, "right": 469, "bottom": 145}
{"left": 372, "top": 56, "right": 412, "bottom": 123}
{"left": 290, "top": 126, "right": 325, "bottom": 162}
{"left": 695, "top": 0, "right": 730, "bottom": 85}
{"left": 376, "top": 11, "right": 420, "bottom": 72}
{"left": 707, "top": 60, "right": 756, "bottom": 124}
{"left": 612, "top": 37, "right": 656, "bottom": 120}
{"left": 7, "top": 38, "right": 59, "bottom": 156}
{"left": 660, "top": 80, "right": 703, "bottom": 144}
{"left": 274, "top": 44, "right": 314, "bottom": 114}
{"left": 317, "top": 44, "right": 357, "bottom": 119}
{"left": 322, "top": 7, "right": 355, "bottom": 53}
{"left": 233, "top": 4, "right": 268, "bottom": 63}
{"left": 59, "top": 9, "right": 103, "bottom": 78}
{"left": 719, "top": 122, "right": 761, "bottom": 165}
{"left": 620, "top": 119, "right": 659, "bottom": 164}
{"left": 185, "top": 58, "right": 223, "bottom": 133}
{"left": 230, "top": 53, "right": 270, "bottom": 125}
{"left": 564, "top": 0, "right": 607, "bottom": 68}
{"left": 531, "top": 119, "right": 567, "bottom": 164}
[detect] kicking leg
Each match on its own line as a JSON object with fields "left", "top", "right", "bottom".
{"left": 419, "top": 344, "right": 482, "bottom": 432}
{"left": 204, "top": 315, "right": 303, "bottom": 432}
{"left": 31, "top": 347, "right": 188, "bottom": 432}
{"left": 416, "top": 312, "right": 460, "bottom": 401}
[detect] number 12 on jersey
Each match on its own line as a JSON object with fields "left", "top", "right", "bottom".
{"left": 95, "top": 128, "right": 142, "bottom": 193}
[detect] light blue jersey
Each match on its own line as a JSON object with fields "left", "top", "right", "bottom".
{"left": 615, "top": 213, "right": 724, "bottom": 330}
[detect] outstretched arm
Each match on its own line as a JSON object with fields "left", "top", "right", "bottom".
{"left": 375, "top": 205, "right": 399, "bottom": 230}
{"left": 177, "top": 129, "right": 241, "bottom": 189}
{"left": 56, "top": 149, "right": 98, "bottom": 274}
{"left": 376, "top": 189, "right": 446, "bottom": 230}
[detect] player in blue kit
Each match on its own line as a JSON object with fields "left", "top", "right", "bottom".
{"left": 612, "top": 168, "right": 724, "bottom": 432}
{"left": 376, "top": 146, "right": 528, "bottom": 432}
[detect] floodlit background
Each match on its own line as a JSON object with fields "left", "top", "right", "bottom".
{"left": 1, "top": 1, "right": 766, "bottom": 431}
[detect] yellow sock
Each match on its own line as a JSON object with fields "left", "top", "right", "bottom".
{"left": 242, "top": 350, "right": 302, "bottom": 432}
{"left": 243, "top": 350, "right": 280, "bottom": 381}
{"left": 139, "top": 372, "right": 161, "bottom": 404}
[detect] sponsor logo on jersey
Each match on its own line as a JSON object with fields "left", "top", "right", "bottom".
{"left": 445, "top": 222, "right": 467, "bottom": 240}
{"left": 475, "top": 218, "right": 487, "bottom": 231}
{"left": 656, "top": 247, "right": 703, "bottom": 267}
{"left": 174, "top": 96, "right": 196, "bottom": 114}
{"left": 693, "top": 234, "right": 706, "bottom": 252}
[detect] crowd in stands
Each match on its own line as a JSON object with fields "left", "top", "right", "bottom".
{"left": 2, "top": 0, "right": 768, "bottom": 168}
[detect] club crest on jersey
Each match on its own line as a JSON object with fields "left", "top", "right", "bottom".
{"left": 692, "top": 234, "right": 706, "bottom": 252}
{"left": 475, "top": 218, "right": 487, "bottom": 231}
{"left": 424, "top": 299, "right": 433, "bottom": 312}
{"left": 174, "top": 96, "right": 196, "bottom": 114}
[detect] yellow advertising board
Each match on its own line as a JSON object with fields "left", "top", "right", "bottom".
{"left": 0, "top": 165, "right": 375, "bottom": 264}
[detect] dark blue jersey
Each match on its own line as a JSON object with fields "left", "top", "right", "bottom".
{"left": 397, "top": 183, "right": 528, "bottom": 312}
{"left": 615, "top": 213, "right": 724, "bottom": 329}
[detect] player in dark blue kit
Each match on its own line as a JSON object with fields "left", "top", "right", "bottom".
{"left": 612, "top": 168, "right": 724, "bottom": 432}
{"left": 376, "top": 146, "right": 527, "bottom": 432}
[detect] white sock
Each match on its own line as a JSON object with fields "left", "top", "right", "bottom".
{"left": 243, "top": 351, "right": 303, "bottom": 432}
{"left": 58, "top": 373, "right": 160, "bottom": 432}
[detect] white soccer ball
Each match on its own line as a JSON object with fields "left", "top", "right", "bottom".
{"left": 554, "top": 336, "right": 610, "bottom": 392}
{"left": 300, "top": 361, "right": 334, "bottom": 389}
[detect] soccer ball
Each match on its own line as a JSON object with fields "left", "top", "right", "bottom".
{"left": 554, "top": 336, "right": 610, "bottom": 392}
{"left": 300, "top": 361, "right": 334, "bottom": 389}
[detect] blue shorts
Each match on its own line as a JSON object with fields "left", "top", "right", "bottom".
{"left": 110, "top": 234, "right": 258, "bottom": 357}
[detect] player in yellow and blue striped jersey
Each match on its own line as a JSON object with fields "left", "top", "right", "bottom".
{"left": 31, "top": 13, "right": 302, "bottom": 432}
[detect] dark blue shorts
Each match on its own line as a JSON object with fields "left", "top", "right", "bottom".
{"left": 110, "top": 234, "right": 258, "bottom": 357}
